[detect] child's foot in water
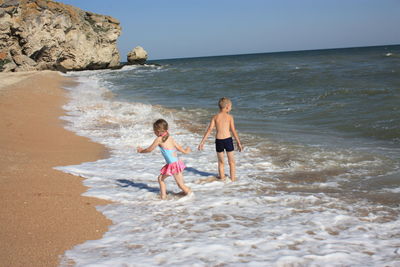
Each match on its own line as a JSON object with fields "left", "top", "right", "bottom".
{"left": 177, "top": 188, "right": 192, "bottom": 196}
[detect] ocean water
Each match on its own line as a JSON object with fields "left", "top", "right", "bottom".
{"left": 57, "top": 45, "right": 400, "bottom": 266}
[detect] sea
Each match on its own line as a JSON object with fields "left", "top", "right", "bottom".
{"left": 57, "top": 45, "right": 400, "bottom": 267}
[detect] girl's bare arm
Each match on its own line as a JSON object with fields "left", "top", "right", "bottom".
{"left": 174, "top": 138, "right": 191, "bottom": 154}
{"left": 137, "top": 137, "right": 161, "bottom": 153}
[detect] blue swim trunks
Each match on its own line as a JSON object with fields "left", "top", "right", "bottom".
{"left": 215, "top": 137, "right": 234, "bottom": 153}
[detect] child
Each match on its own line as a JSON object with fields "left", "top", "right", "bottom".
{"left": 198, "top": 97, "right": 243, "bottom": 181}
{"left": 137, "top": 119, "right": 192, "bottom": 200}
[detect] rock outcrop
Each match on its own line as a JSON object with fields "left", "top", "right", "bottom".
{"left": 127, "top": 46, "right": 148, "bottom": 65}
{"left": 0, "top": 0, "right": 121, "bottom": 72}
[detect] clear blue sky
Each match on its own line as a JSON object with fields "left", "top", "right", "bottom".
{"left": 57, "top": 0, "right": 400, "bottom": 60}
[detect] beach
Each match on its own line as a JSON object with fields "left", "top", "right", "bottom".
{"left": 0, "top": 71, "right": 111, "bottom": 267}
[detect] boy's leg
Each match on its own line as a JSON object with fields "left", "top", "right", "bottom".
{"left": 158, "top": 174, "right": 169, "bottom": 199}
{"left": 173, "top": 172, "right": 191, "bottom": 194}
{"left": 227, "top": 151, "right": 236, "bottom": 181}
{"left": 217, "top": 152, "right": 226, "bottom": 180}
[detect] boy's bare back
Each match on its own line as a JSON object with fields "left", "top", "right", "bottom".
{"left": 213, "top": 112, "right": 233, "bottom": 139}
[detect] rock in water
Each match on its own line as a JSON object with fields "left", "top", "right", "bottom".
{"left": 127, "top": 46, "right": 148, "bottom": 65}
{"left": 0, "top": 0, "right": 122, "bottom": 72}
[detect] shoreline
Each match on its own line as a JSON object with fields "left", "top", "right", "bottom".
{"left": 0, "top": 71, "right": 111, "bottom": 266}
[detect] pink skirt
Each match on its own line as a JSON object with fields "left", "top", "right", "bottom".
{"left": 160, "top": 160, "right": 186, "bottom": 176}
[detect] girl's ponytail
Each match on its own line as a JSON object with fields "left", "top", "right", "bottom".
{"left": 161, "top": 131, "right": 169, "bottom": 142}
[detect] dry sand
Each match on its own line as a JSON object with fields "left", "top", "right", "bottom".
{"left": 0, "top": 71, "right": 111, "bottom": 267}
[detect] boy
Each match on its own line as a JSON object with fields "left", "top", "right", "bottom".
{"left": 198, "top": 97, "right": 243, "bottom": 181}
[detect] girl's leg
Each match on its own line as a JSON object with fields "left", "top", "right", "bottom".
{"left": 227, "top": 151, "right": 236, "bottom": 181}
{"left": 158, "top": 174, "right": 169, "bottom": 199}
{"left": 217, "top": 152, "right": 225, "bottom": 180}
{"left": 173, "top": 172, "right": 191, "bottom": 195}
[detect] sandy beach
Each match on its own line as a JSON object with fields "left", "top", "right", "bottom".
{"left": 0, "top": 71, "right": 111, "bottom": 267}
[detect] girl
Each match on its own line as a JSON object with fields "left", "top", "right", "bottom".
{"left": 137, "top": 119, "right": 192, "bottom": 199}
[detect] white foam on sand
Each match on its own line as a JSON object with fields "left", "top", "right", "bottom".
{"left": 56, "top": 69, "right": 400, "bottom": 267}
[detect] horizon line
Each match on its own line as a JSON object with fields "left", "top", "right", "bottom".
{"left": 147, "top": 43, "right": 400, "bottom": 62}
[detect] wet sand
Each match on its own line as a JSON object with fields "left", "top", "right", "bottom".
{"left": 0, "top": 71, "right": 111, "bottom": 267}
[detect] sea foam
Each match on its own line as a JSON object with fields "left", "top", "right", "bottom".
{"left": 57, "top": 67, "right": 400, "bottom": 266}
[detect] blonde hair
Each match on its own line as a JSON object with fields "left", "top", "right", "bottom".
{"left": 153, "top": 119, "right": 169, "bottom": 142}
{"left": 218, "top": 97, "right": 232, "bottom": 110}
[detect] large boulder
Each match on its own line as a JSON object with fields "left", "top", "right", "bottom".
{"left": 0, "top": 0, "right": 122, "bottom": 72}
{"left": 127, "top": 46, "right": 148, "bottom": 65}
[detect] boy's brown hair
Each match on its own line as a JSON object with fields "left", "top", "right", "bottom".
{"left": 218, "top": 97, "right": 232, "bottom": 110}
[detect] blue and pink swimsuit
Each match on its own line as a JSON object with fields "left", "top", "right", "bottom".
{"left": 159, "top": 146, "right": 186, "bottom": 176}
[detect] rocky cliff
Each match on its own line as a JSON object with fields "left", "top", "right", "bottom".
{"left": 0, "top": 0, "right": 121, "bottom": 72}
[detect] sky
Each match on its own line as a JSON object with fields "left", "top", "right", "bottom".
{"left": 57, "top": 0, "right": 400, "bottom": 60}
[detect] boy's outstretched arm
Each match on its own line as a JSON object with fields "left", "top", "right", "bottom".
{"left": 198, "top": 117, "right": 215, "bottom": 150}
{"left": 230, "top": 116, "right": 243, "bottom": 152}
{"left": 137, "top": 137, "right": 161, "bottom": 153}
